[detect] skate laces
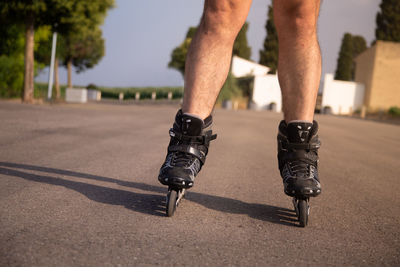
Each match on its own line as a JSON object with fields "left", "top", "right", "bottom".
{"left": 171, "top": 152, "right": 194, "bottom": 167}
{"left": 286, "top": 146, "right": 318, "bottom": 177}
{"left": 288, "top": 159, "right": 313, "bottom": 176}
{"left": 171, "top": 152, "right": 201, "bottom": 175}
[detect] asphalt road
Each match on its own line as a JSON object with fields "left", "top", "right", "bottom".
{"left": 1, "top": 101, "right": 399, "bottom": 266}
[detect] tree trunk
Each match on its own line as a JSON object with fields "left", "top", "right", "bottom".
{"left": 67, "top": 59, "right": 72, "bottom": 88}
{"left": 54, "top": 59, "right": 60, "bottom": 99}
{"left": 23, "top": 14, "right": 35, "bottom": 103}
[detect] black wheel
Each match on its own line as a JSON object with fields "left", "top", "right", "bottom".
{"left": 293, "top": 198, "right": 299, "bottom": 216}
{"left": 298, "top": 199, "right": 309, "bottom": 227}
{"left": 166, "top": 190, "right": 178, "bottom": 217}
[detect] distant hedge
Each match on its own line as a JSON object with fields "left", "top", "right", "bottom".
{"left": 388, "top": 106, "right": 400, "bottom": 116}
{"left": 34, "top": 83, "right": 67, "bottom": 99}
{"left": 98, "top": 87, "right": 183, "bottom": 100}
{"left": 32, "top": 83, "right": 183, "bottom": 101}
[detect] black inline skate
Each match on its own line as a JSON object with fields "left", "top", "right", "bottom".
{"left": 277, "top": 120, "right": 321, "bottom": 227}
{"left": 158, "top": 110, "right": 217, "bottom": 216}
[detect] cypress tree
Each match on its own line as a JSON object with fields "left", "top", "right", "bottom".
{"left": 335, "top": 33, "right": 367, "bottom": 81}
{"left": 351, "top": 35, "right": 367, "bottom": 80}
{"left": 335, "top": 33, "right": 354, "bottom": 81}
{"left": 168, "top": 27, "right": 197, "bottom": 76}
{"left": 376, "top": 0, "right": 400, "bottom": 42}
{"left": 259, "top": 5, "right": 278, "bottom": 74}
{"left": 352, "top": 35, "right": 367, "bottom": 57}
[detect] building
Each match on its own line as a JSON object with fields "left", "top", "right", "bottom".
{"left": 321, "top": 74, "right": 365, "bottom": 115}
{"left": 232, "top": 44, "right": 400, "bottom": 115}
{"left": 231, "top": 56, "right": 269, "bottom": 77}
{"left": 354, "top": 41, "right": 400, "bottom": 111}
{"left": 231, "top": 56, "right": 282, "bottom": 111}
{"left": 250, "top": 74, "right": 282, "bottom": 111}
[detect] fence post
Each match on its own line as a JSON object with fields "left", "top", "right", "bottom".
{"left": 233, "top": 101, "right": 238, "bottom": 110}
{"left": 378, "top": 108, "right": 384, "bottom": 120}
{"left": 361, "top": 105, "right": 366, "bottom": 119}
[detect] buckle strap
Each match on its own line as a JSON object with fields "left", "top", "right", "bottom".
{"left": 169, "top": 128, "right": 217, "bottom": 145}
{"left": 282, "top": 141, "right": 320, "bottom": 150}
{"left": 168, "top": 144, "right": 206, "bottom": 164}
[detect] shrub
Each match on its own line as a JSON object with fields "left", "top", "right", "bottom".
{"left": 100, "top": 90, "right": 119, "bottom": 99}
{"left": 388, "top": 106, "right": 400, "bottom": 116}
{"left": 217, "top": 71, "right": 241, "bottom": 103}
{"left": 0, "top": 55, "right": 24, "bottom": 98}
{"left": 87, "top": 83, "right": 98, "bottom": 90}
{"left": 34, "top": 83, "right": 68, "bottom": 99}
{"left": 98, "top": 87, "right": 183, "bottom": 100}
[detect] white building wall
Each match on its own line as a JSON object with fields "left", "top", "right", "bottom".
{"left": 87, "top": 90, "right": 101, "bottom": 101}
{"left": 321, "top": 73, "right": 365, "bottom": 114}
{"left": 66, "top": 88, "right": 87, "bottom": 103}
{"left": 231, "top": 56, "right": 270, "bottom": 78}
{"left": 251, "top": 75, "right": 282, "bottom": 111}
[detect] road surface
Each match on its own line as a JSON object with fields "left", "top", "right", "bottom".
{"left": 0, "top": 101, "right": 399, "bottom": 266}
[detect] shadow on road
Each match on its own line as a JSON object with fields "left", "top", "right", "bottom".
{"left": 0, "top": 162, "right": 298, "bottom": 227}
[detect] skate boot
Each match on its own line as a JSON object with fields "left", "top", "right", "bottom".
{"left": 159, "top": 110, "right": 217, "bottom": 217}
{"left": 277, "top": 120, "right": 321, "bottom": 227}
{"left": 158, "top": 110, "right": 217, "bottom": 189}
{"left": 277, "top": 120, "right": 321, "bottom": 198}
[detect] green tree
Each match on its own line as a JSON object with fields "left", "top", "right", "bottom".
{"left": 259, "top": 5, "right": 278, "bottom": 74}
{"left": 63, "top": 27, "right": 105, "bottom": 88}
{"left": 0, "top": 14, "right": 24, "bottom": 98}
{"left": 376, "top": 0, "right": 400, "bottom": 42}
{"left": 0, "top": 55, "right": 25, "bottom": 98}
{"left": 233, "top": 22, "right": 251, "bottom": 60}
{"left": 352, "top": 35, "right": 367, "bottom": 57}
{"left": 0, "top": 8, "right": 50, "bottom": 99}
{"left": 0, "top": 1, "right": 48, "bottom": 102}
{"left": 168, "top": 27, "right": 197, "bottom": 77}
{"left": 0, "top": 0, "right": 114, "bottom": 101}
{"left": 351, "top": 35, "right": 367, "bottom": 79}
{"left": 217, "top": 71, "right": 241, "bottom": 103}
{"left": 334, "top": 33, "right": 367, "bottom": 81}
{"left": 60, "top": 1, "right": 114, "bottom": 88}
{"left": 335, "top": 33, "right": 354, "bottom": 81}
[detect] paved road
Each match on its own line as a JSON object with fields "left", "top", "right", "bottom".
{"left": 1, "top": 101, "right": 399, "bottom": 266}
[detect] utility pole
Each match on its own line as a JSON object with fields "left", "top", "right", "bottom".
{"left": 47, "top": 31, "right": 57, "bottom": 100}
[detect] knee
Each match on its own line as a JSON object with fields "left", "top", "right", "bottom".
{"left": 200, "top": 0, "right": 249, "bottom": 39}
{"left": 274, "top": 0, "right": 319, "bottom": 37}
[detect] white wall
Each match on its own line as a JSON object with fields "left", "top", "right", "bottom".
{"left": 321, "top": 73, "right": 365, "bottom": 114}
{"left": 231, "top": 56, "right": 270, "bottom": 78}
{"left": 251, "top": 75, "right": 282, "bottom": 111}
{"left": 66, "top": 88, "right": 87, "bottom": 103}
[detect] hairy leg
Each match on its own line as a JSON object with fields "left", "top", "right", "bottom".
{"left": 274, "top": 0, "right": 321, "bottom": 122}
{"left": 182, "top": 0, "right": 252, "bottom": 119}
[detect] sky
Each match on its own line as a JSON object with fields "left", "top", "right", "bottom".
{"left": 36, "top": 0, "right": 381, "bottom": 88}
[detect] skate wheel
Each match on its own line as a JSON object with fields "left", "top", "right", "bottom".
{"left": 292, "top": 198, "right": 299, "bottom": 217}
{"left": 298, "top": 199, "right": 309, "bottom": 227}
{"left": 166, "top": 190, "right": 178, "bottom": 217}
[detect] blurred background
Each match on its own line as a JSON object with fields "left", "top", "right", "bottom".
{"left": 0, "top": 0, "right": 399, "bottom": 120}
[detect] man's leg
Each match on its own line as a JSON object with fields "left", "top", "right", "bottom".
{"left": 182, "top": 0, "right": 253, "bottom": 119}
{"left": 158, "top": 0, "right": 252, "bottom": 190}
{"left": 274, "top": 0, "right": 321, "bottom": 122}
{"left": 274, "top": 0, "right": 322, "bottom": 198}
